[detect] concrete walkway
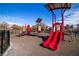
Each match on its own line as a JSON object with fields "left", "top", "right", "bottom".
{"left": 4, "top": 33, "right": 79, "bottom": 56}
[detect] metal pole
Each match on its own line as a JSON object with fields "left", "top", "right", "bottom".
{"left": 61, "top": 9, "right": 65, "bottom": 32}
{"left": 61, "top": 9, "right": 66, "bottom": 41}
{"left": 51, "top": 10, "right": 56, "bottom": 31}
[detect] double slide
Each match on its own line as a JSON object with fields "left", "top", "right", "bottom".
{"left": 43, "top": 30, "right": 63, "bottom": 50}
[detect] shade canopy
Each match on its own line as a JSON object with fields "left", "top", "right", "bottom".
{"left": 36, "top": 18, "right": 42, "bottom": 23}
{"left": 45, "top": 3, "right": 71, "bottom": 11}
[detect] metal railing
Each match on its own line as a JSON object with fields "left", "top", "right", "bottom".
{"left": 0, "top": 30, "right": 10, "bottom": 56}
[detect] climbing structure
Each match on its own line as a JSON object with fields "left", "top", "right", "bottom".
{"left": 26, "top": 24, "right": 32, "bottom": 35}
{"left": 36, "top": 18, "right": 42, "bottom": 33}
{"left": 42, "top": 3, "right": 71, "bottom": 50}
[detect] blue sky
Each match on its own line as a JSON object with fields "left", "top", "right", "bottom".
{"left": 0, "top": 3, "right": 79, "bottom": 27}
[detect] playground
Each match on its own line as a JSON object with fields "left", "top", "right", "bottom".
{"left": 4, "top": 32, "right": 79, "bottom": 56}
{"left": 0, "top": 3, "right": 79, "bottom": 56}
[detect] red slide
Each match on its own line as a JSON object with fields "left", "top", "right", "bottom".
{"left": 49, "top": 31, "right": 59, "bottom": 50}
{"left": 55, "top": 32, "right": 63, "bottom": 50}
{"left": 54, "top": 32, "right": 63, "bottom": 50}
{"left": 43, "top": 31, "right": 55, "bottom": 48}
{"left": 42, "top": 30, "right": 63, "bottom": 51}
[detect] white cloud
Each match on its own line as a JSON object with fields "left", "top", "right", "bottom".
{"left": 7, "top": 21, "right": 23, "bottom": 26}
{"left": 0, "top": 16, "right": 25, "bottom": 26}
{"left": 64, "top": 10, "right": 79, "bottom": 26}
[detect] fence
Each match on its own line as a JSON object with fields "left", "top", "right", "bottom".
{"left": 0, "top": 30, "right": 10, "bottom": 56}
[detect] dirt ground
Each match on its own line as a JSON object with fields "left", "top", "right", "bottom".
{"left": 4, "top": 32, "right": 79, "bottom": 56}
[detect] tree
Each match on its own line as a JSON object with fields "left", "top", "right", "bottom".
{"left": 0, "top": 22, "right": 9, "bottom": 30}
{"left": 65, "top": 24, "right": 70, "bottom": 29}
{"left": 32, "top": 23, "right": 46, "bottom": 32}
{"left": 11, "top": 24, "right": 22, "bottom": 34}
{"left": 41, "top": 23, "right": 46, "bottom": 31}
{"left": 70, "top": 25, "right": 73, "bottom": 28}
{"left": 70, "top": 25, "right": 73, "bottom": 32}
{"left": 64, "top": 24, "right": 72, "bottom": 34}
{"left": 77, "top": 24, "right": 79, "bottom": 29}
{"left": 76, "top": 23, "right": 79, "bottom": 32}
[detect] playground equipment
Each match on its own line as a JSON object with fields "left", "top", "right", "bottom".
{"left": 36, "top": 18, "right": 42, "bottom": 33}
{"left": 26, "top": 25, "right": 32, "bottom": 35}
{"left": 45, "top": 26, "right": 50, "bottom": 33}
{"left": 38, "top": 25, "right": 42, "bottom": 33}
{"left": 18, "top": 24, "right": 32, "bottom": 36}
{"left": 42, "top": 3, "right": 71, "bottom": 50}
